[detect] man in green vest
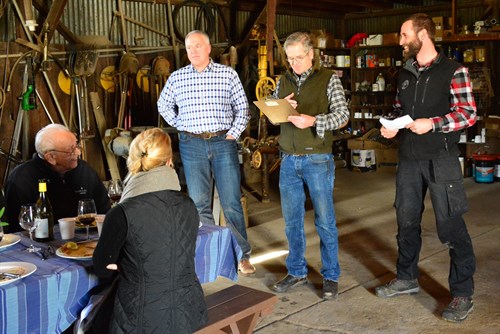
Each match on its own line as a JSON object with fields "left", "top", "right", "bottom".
{"left": 271, "top": 31, "right": 349, "bottom": 299}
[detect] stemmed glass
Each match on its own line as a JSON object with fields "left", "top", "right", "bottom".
{"left": 107, "top": 180, "right": 123, "bottom": 207}
{"left": 18, "top": 204, "right": 40, "bottom": 252}
{"left": 77, "top": 199, "right": 97, "bottom": 240}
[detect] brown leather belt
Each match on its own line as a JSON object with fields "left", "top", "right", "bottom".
{"left": 183, "top": 130, "right": 228, "bottom": 140}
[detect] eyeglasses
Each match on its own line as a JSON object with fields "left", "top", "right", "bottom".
{"left": 48, "top": 143, "right": 82, "bottom": 156}
{"left": 287, "top": 52, "right": 310, "bottom": 64}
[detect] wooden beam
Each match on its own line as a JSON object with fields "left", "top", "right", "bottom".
{"left": 266, "top": 0, "right": 278, "bottom": 75}
{"left": 32, "top": 0, "right": 83, "bottom": 44}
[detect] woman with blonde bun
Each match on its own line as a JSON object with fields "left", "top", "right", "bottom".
{"left": 93, "top": 128, "right": 207, "bottom": 333}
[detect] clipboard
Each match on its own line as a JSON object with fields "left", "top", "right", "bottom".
{"left": 253, "top": 99, "right": 299, "bottom": 125}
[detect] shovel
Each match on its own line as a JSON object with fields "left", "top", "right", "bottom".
{"left": 73, "top": 49, "right": 98, "bottom": 139}
{"left": 117, "top": 52, "right": 138, "bottom": 129}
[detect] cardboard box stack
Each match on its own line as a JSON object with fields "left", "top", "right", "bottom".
{"left": 347, "top": 128, "right": 398, "bottom": 172}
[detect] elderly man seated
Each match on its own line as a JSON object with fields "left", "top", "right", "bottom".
{"left": 4, "top": 124, "right": 110, "bottom": 233}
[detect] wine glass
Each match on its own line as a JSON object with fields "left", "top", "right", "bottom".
{"left": 77, "top": 199, "right": 97, "bottom": 240}
{"left": 18, "top": 204, "right": 41, "bottom": 252}
{"left": 107, "top": 180, "right": 123, "bottom": 207}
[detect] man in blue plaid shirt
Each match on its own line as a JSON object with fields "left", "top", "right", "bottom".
{"left": 157, "top": 30, "right": 255, "bottom": 275}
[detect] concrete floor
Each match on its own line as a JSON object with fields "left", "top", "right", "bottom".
{"left": 202, "top": 165, "right": 500, "bottom": 334}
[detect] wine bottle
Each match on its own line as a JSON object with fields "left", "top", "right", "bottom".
{"left": 34, "top": 179, "right": 54, "bottom": 242}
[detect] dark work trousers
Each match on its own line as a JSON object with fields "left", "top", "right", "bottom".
{"left": 394, "top": 155, "right": 476, "bottom": 297}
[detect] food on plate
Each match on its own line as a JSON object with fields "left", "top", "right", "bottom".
{"left": 64, "top": 241, "right": 79, "bottom": 250}
{"left": 0, "top": 267, "right": 26, "bottom": 283}
{"left": 60, "top": 240, "right": 97, "bottom": 257}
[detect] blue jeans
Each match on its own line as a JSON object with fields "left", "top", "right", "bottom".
{"left": 395, "top": 157, "right": 475, "bottom": 297}
{"left": 279, "top": 153, "right": 340, "bottom": 281}
{"left": 178, "top": 132, "right": 251, "bottom": 258}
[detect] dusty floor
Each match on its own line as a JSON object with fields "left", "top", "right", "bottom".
{"left": 203, "top": 165, "right": 500, "bottom": 334}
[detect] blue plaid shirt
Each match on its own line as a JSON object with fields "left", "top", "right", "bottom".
{"left": 157, "top": 60, "right": 250, "bottom": 139}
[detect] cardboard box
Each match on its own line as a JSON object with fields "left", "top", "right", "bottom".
{"left": 383, "top": 33, "right": 399, "bottom": 45}
{"left": 311, "top": 29, "right": 328, "bottom": 49}
{"left": 435, "top": 24, "right": 443, "bottom": 41}
{"left": 375, "top": 148, "right": 399, "bottom": 165}
{"left": 347, "top": 128, "right": 397, "bottom": 150}
{"left": 366, "top": 34, "right": 383, "bottom": 46}
{"left": 326, "top": 36, "right": 342, "bottom": 49}
{"left": 432, "top": 16, "right": 444, "bottom": 27}
{"left": 485, "top": 116, "right": 500, "bottom": 133}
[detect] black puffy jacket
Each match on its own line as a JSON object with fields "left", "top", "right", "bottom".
{"left": 93, "top": 190, "right": 207, "bottom": 333}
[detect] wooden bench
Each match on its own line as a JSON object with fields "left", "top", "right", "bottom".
{"left": 195, "top": 284, "right": 278, "bottom": 334}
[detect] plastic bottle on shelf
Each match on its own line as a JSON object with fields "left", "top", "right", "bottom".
{"left": 376, "top": 73, "right": 385, "bottom": 92}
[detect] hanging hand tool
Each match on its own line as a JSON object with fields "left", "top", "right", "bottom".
{"left": 21, "top": 55, "right": 36, "bottom": 111}
{"left": 3, "top": 63, "right": 29, "bottom": 184}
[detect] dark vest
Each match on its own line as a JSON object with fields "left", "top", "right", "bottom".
{"left": 277, "top": 67, "right": 333, "bottom": 154}
{"left": 111, "top": 190, "right": 207, "bottom": 333}
{"left": 397, "top": 52, "right": 461, "bottom": 160}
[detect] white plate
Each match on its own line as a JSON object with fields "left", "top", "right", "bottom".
{"left": 56, "top": 240, "right": 98, "bottom": 260}
{"left": 0, "top": 234, "right": 21, "bottom": 250}
{"left": 0, "top": 261, "right": 37, "bottom": 286}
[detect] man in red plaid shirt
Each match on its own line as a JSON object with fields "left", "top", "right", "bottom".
{"left": 376, "top": 13, "right": 477, "bottom": 323}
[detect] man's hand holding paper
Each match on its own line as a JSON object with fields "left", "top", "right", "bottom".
{"left": 379, "top": 114, "right": 414, "bottom": 130}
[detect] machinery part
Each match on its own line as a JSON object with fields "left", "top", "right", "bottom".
{"left": 255, "top": 76, "right": 276, "bottom": 101}
{"left": 251, "top": 150, "right": 262, "bottom": 169}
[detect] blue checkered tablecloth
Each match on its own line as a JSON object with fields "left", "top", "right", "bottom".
{"left": 0, "top": 223, "right": 241, "bottom": 334}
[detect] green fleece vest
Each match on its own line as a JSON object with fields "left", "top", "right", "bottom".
{"left": 277, "top": 67, "right": 333, "bottom": 154}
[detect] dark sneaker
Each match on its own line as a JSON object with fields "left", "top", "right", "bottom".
{"left": 322, "top": 279, "right": 338, "bottom": 299}
{"left": 272, "top": 275, "right": 307, "bottom": 293}
{"left": 375, "top": 279, "right": 419, "bottom": 298}
{"left": 442, "top": 297, "right": 474, "bottom": 322}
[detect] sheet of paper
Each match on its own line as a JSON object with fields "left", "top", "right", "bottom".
{"left": 379, "top": 115, "right": 414, "bottom": 130}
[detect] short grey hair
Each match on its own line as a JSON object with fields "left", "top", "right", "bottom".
{"left": 283, "top": 32, "right": 314, "bottom": 53}
{"left": 185, "top": 30, "right": 210, "bottom": 44}
{"left": 35, "top": 123, "right": 72, "bottom": 157}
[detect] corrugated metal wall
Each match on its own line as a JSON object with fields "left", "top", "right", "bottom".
{"left": 234, "top": 11, "right": 338, "bottom": 41}
{"left": 6, "top": 1, "right": 490, "bottom": 49}
{"left": 56, "top": 0, "right": 169, "bottom": 47}
{"left": 345, "top": 4, "right": 488, "bottom": 37}
{"left": 51, "top": 2, "right": 337, "bottom": 47}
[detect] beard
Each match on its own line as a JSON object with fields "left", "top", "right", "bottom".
{"left": 403, "top": 38, "right": 422, "bottom": 61}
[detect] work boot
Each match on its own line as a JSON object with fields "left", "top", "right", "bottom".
{"left": 322, "top": 279, "right": 338, "bottom": 300}
{"left": 238, "top": 259, "right": 256, "bottom": 275}
{"left": 442, "top": 297, "right": 474, "bottom": 322}
{"left": 375, "top": 278, "right": 419, "bottom": 298}
{"left": 272, "top": 274, "right": 307, "bottom": 293}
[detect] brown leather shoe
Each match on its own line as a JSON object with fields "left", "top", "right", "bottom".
{"left": 238, "top": 259, "right": 256, "bottom": 275}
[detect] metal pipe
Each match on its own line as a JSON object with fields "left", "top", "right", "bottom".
{"left": 167, "top": 0, "right": 180, "bottom": 69}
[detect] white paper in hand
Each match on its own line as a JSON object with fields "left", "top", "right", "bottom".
{"left": 379, "top": 115, "right": 414, "bottom": 130}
